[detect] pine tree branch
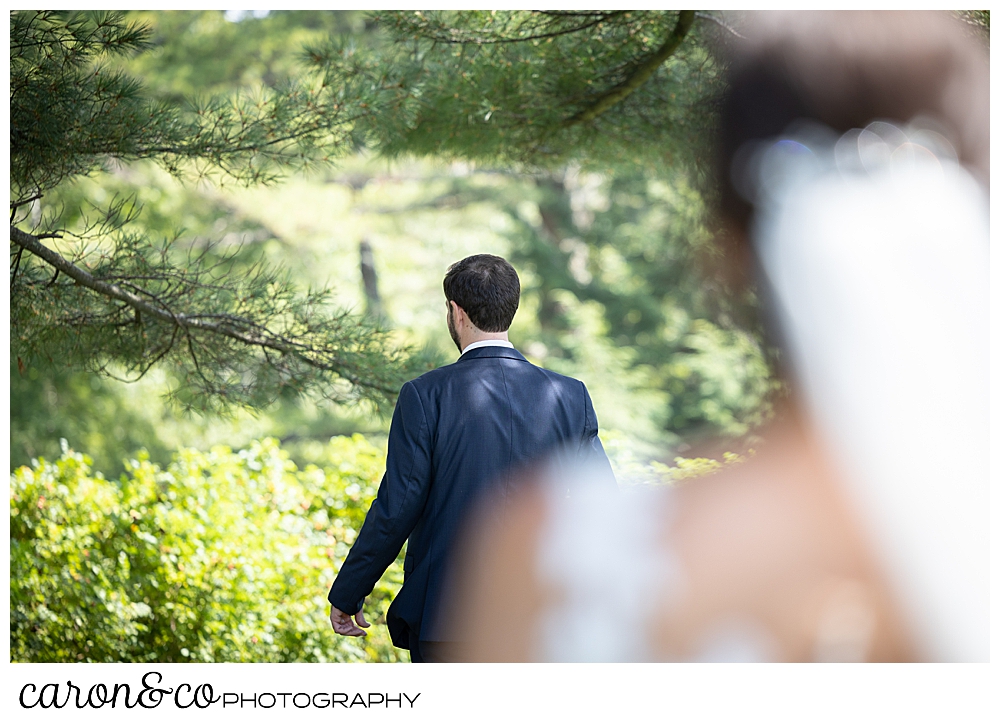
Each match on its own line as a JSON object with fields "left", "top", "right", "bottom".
{"left": 695, "top": 12, "right": 746, "bottom": 40}
{"left": 405, "top": 11, "right": 627, "bottom": 45}
{"left": 10, "top": 245, "right": 25, "bottom": 291}
{"left": 563, "top": 10, "right": 695, "bottom": 127}
{"left": 10, "top": 193, "right": 43, "bottom": 211}
{"left": 10, "top": 225, "right": 398, "bottom": 396}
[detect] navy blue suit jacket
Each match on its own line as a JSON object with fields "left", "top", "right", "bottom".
{"left": 327, "top": 345, "right": 614, "bottom": 648}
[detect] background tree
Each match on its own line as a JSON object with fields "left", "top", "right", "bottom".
{"left": 10, "top": 10, "right": 423, "bottom": 414}
{"left": 306, "top": 9, "right": 986, "bottom": 446}
{"left": 121, "top": 10, "right": 370, "bottom": 101}
{"left": 955, "top": 10, "right": 989, "bottom": 41}
{"left": 312, "top": 10, "right": 733, "bottom": 173}
{"left": 7, "top": 10, "right": 786, "bottom": 469}
{"left": 10, "top": 10, "right": 989, "bottom": 664}
{"left": 328, "top": 10, "right": 983, "bottom": 169}
{"left": 310, "top": 10, "right": 774, "bottom": 447}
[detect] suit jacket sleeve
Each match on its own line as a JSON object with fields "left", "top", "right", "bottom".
{"left": 328, "top": 381, "right": 432, "bottom": 614}
{"left": 582, "top": 382, "right": 618, "bottom": 489}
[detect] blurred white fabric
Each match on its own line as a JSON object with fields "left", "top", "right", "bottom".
{"left": 532, "top": 458, "right": 774, "bottom": 662}
{"left": 534, "top": 464, "right": 677, "bottom": 662}
{"left": 528, "top": 121, "right": 987, "bottom": 662}
{"left": 530, "top": 121, "right": 988, "bottom": 662}
{"left": 751, "top": 121, "right": 990, "bottom": 661}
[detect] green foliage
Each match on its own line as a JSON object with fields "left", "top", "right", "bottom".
{"left": 11, "top": 10, "right": 425, "bottom": 412}
{"left": 121, "top": 11, "right": 369, "bottom": 101}
{"left": 499, "top": 168, "right": 776, "bottom": 440}
{"left": 365, "top": 160, "right": 776, "bottom": 442}
{"left": 954, "top": 10, "right": 989, "bottom": 42}
{"left": 602, "top": 429, "right": 751, "bottom": 487}
{"left": 10, "top": 361, "right": 172, "bottom": 478}
{"left": 313, "top": 10, "right": 726, "bottom": 172}
{"left": 10, "top": 435, "right": 406, "bottom": 662}
{"left": 10, "top": 11, "right": 162, "bottom": 202}
{"left": 663, "top": 319, "right": 775, "bottom": 437}
{"left": 10, "top": 431, "right": 746, "bottom": 662}
{"left": 669, "top": 450, "right": 751, "bottom": 482}
{"left": 10, "top": 10, "right": 375, "bottom": 201}
{"left": 12, "top": 8, "right": 776, "bottom": 439}
{"left": 300, "top": 157, "right": 777, "bottom": 445}
{"left": 10, "top": 353, "right": 388, "bottom": 480}
{"left": 296, "top": 10, "right": 779, "bottom": 441}
{"left": 13, "top": 153, "right": 774, "bottom": 477}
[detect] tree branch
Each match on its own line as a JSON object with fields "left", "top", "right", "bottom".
{"left": 695, "top": 12, "right": 746, "bottom": 40}
{"left": 407, "top": 11, "right": 627, "bottom": 45}
{"left": 10, "top": 245, "right": 24, "bottom": 291}
{"left": 563, "top": 10, "right": 695, "bottom": 127}
{"left": 10, "top": 224, "right": 397, "bottom": 395}
{"left": 10, "top": 192, "right": 43, "bottom": 211}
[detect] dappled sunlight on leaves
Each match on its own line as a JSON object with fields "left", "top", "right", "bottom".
{"left": 10, "top": 435, "right": 404, "bottom": 662}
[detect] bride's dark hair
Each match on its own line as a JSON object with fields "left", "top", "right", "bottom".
{"left": 716, "top": 11, "right": 988, "bottom": 233}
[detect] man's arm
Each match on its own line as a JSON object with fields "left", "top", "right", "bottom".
{"left": 582, "top": 382, "right": 617, "bottom": 488}
{"left": 327, "top": 381, "right": 432, "bottom": 621}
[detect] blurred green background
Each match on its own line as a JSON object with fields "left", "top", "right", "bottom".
{"left": 12, "top": 10, "right": 776, "bottom": 477}
{"left": 10, "top": 10, "right": 787, "bottom": 662}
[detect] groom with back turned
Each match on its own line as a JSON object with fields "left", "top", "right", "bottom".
{"left": 328, "top": 254, "right": 614, "bottom": 662}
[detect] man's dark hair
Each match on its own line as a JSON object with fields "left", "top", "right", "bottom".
{"left": 443, "top": 254, "right": 520, "bottom": 332}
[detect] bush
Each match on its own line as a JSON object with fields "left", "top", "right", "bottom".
{"left": 600, "top": 429, "right": 751, "bottom": 487}
{"left": 10, "top": 435, "right": 405, "bottom": 662}
{"left": 11, "top": 432, "right": 746, "bottom": 662}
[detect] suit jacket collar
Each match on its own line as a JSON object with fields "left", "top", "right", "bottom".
{"left": 456, "top": 345, "right": 528, "bottom": 363}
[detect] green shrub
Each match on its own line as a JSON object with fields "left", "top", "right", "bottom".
{"left": 601, "top": 428, "right": 751, "bottom": 487}
{"left": 10, "top": 435, "right": 405, "bottom": 662}
{"left": 11, "top": 432, "right": 747, "bottom": 662}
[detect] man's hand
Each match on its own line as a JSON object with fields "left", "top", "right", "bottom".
{"left": 330, "top": 603, "right": 370, "bottom": 637}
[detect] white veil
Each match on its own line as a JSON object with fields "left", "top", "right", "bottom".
{"left": 743, "top": 120, "right": 989, "bottom": 661}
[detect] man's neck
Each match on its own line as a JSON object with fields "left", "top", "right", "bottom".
{"left": 461, "top": 337, "right": 513, "bottom": 354}
{"left": 459, "top": 331, "right": 509, "bottom": 353}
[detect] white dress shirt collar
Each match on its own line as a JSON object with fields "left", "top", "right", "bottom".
{"left": 461, "top": 339, "right": 514, "bottom": 356}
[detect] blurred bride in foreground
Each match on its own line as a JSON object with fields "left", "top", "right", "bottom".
{"left": 443, "top": 11, "right": 988, "bottom": 662}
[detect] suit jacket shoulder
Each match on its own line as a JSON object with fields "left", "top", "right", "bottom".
{"left": 329, "top": 344, "right": 614, "bottom": 647}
